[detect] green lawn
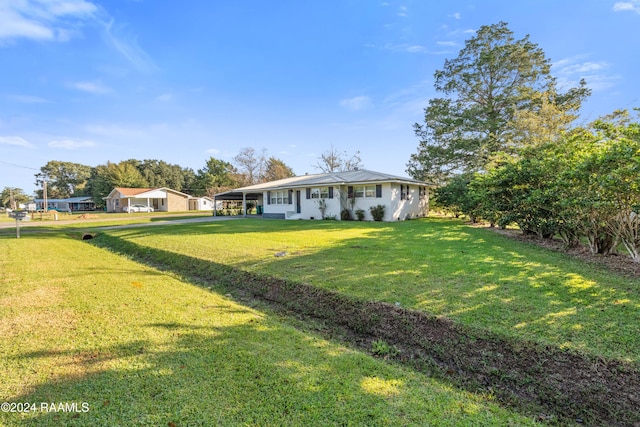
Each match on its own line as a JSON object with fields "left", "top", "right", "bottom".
{"left": 101, "top": 218, "right": 640, "bottom": 363}
{"left": 0, "top": 231, "right": 537, "bottom": 426}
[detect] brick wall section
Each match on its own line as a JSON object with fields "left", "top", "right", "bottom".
{"left": 167, "top": 192, "right": 188, "bottom": 212}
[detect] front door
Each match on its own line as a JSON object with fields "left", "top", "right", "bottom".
{"left": 296, "top": 190, "right": 301, "bottom": 214}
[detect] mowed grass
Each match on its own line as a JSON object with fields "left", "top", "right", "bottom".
{"left": 0, "top": 233, "right": 536, "bottom": 426}
{"left": 103, "top": 218, "right": 640, "bottom": 363}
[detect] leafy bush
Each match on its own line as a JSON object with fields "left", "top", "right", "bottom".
{"left": 369, "top": 205, "right": 385, "bottom": 221}
{"left": 371, "top": 339, "right": 399, "bottom": 357}
{"left": 355, "top": 209, "right": 365, "bottom": 221}
{"left": 341, "top": 208, "right": 352, "bottom": 220}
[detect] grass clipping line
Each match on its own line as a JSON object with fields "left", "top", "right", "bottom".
{"left": 91, "top": 233, "right": 640, "bottom": 426}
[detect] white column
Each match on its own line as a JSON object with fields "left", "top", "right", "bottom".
{"left": 242, "top": 193, "right": 247, "bottom": 217}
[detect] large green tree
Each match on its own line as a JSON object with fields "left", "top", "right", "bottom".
{"left": 407, "top": 21, "right": 590, "bottom": 184}
{"left": 263, "top": 157, "right": 295, "bottom": 182}
{"left": 34, "top": 160, "right": 92, "bottom": 198}
{"left": 194, "top": 157, "right": 238, "bottom": 197}
{"left": 85, "top": 161, "right": 148, "bottom": 207}
{"left": 129, "top": 159, "right": 195, "bottom": 192}
{"left": 1, "top": 187, "right": 30, "bottom": 209}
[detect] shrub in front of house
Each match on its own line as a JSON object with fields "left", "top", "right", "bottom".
{"left": 369, "top": 205, "right": 385, "bottom": 221}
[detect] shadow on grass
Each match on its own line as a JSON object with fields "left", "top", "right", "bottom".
{"left": 83, "top": 231, "right": 640, "bottom": 426}
{"left": 107, "top": 218, "right": 640, "bottom": 362}
{"left": 2, "top": 315, "right": 530, "bottom": 426}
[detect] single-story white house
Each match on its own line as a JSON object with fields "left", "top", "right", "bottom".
{"left": 104, "top": 187, "right": 218, "bottom": 213}
{"left": 32, "top": 196, "right": 96, "bottom": 212}
{"left": 214, "top": 169, "right": 430, "bottom": 221}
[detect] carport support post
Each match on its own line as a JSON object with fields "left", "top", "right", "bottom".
{"left": 242, "top": 192, "right": 247, "bottom": 217}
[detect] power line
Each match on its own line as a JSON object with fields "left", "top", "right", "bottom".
{"left": 0, "top": 160, "right": 39, "bottom": 171}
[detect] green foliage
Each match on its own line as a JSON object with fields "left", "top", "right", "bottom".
{"left": 355, "top": 208, "right": 365, "bottom": 221}
{"left": 371, "top": 339, "right": 399, "bottom": 357}
{"left": 194, "top": 157, "right": 239, "bottom": 197}
{"left": 369, "top": 204, "right": 385, "bottom": 221}
{"left": 131, "top": 159, "right": 194, "bottom": 192}
{"left": 263, "top": 157, "right": 295, "bottom": 182}
{"left": 407, "top": 21, "right": 590, "bottom": 184}
{"left": 340, "top": 208, "right": 352, "bottom": 220}
{"left": 1, "top": 187, "right": 30, "bottom": 208}
{"left": 34, "top": 160, "right": 92, "bottom": 198}
{"left": 451, "top": 109, "right": 640, "bottom": 261}
{"left": 434, "top": 173, "right": 483, "bottom": 222}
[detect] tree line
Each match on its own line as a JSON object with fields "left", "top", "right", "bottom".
{"left": 406, "top": 21, "right": 639, "bottom": 263}
{"left": 1, "top": 146, "right": 362, "bottom": 209}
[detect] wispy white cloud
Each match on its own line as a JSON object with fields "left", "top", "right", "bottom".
{"left": 382, "top": 42, "right": 429, "bottom": 53}
{"left": 206, "top": 148, "right": 220, "bottom": 155}
{"left": 0, "top": 0, "right": 98, "bottom": 43}
{"left": 0, "top": 135, "right": 35, "bottom": 148}
{"left": 450, "top": 12, "right": 462, "bottom": 19}
{"left": 436, "top": 40, "right": 458, "bottom": 47}
{"left": 613, "top": 1, "right": 640, "bottom": 13}
{"left": 554, "top": 56, "right": 619, "bottom": 91}
{"left": 397, "top": 5, "right": 408, "bottom": 17}
{"left": 102, "top": 19, "right": 158, "bottom": 73}
{"left": 340, "top": 96, "right": 373, "bottom": 111}
{"left": 48, "top": 139, "right": 96, "bottom": 149}
{"left": 7, "top": 94, "right": 50, "bottom": 104}
{"left": 69, "top": 80, "right": 112, "bottom": 94}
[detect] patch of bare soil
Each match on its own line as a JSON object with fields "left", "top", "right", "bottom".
{"left": 486, "top": 226, "right": 640, "bottom": 279}
{"left": 92, "top": 234, "right": 640, "bottom": 426}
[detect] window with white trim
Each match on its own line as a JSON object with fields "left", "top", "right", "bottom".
{"left": 354, "top": 185, "right": 376, "bottom": 198}
{"left": 270, "top": 190, "right": 289, "bottom": 204}
{"left": 311, "top": 187, "right": 330, "bottom": 199}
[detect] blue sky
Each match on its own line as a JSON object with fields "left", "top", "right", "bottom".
{"left": 1, "top": 0, "right": 639, "bottom": 195}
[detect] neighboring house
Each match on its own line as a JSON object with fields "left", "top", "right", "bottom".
{"left": 104, "top": 188, "right": 218, "bottom": 213}
{"left": 188, "top": 196, "right": 219, "bottom": 211}
{"left": 32, "top": 196, "right": 96, "bottom": 212}
{"left": 214, "top": 169, "right": 430, "bottom": 221}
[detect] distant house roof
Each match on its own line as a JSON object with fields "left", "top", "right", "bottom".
{"left": 33, "top": 196, "right": 94, "bottom": 203}
{"left": 104, "top": 187, "right": 191, "bottom": 200}
{"left": 215, "top": 169, "right": 430, "bottom": 199}
{"left": 113, "top": 187, "right": 154, "bottom": 197}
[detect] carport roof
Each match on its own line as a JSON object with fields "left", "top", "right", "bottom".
{"left": 213, "top": 169, "right": 430, "bottom": 200}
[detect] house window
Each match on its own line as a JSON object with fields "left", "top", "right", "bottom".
{"left": 401, "top": 185, "right": 411, "bottom": 200}
{"left": 115, "top": 199, "right": 120, "bottom": 207}
{"left": 270, "top": 190, "right": 289, "bottom": 205}
{"left": 419, "top": 186, "right": 427, "bottom": 200}
{"left": 310, "top": 187, "right": 329, "bottom": 199}
{"left": 354, "top": 185, "right": 376, "bottom": 198}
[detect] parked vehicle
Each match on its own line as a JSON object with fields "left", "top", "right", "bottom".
{"left": 123, "top": 204, "right": 154, "bottom": 213}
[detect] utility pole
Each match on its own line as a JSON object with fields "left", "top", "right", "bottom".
{"left": 43, "top": 180, "right": 48, "bottom": 213}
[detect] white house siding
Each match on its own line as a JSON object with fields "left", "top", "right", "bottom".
{"left": 261, "top": 183, "right": 428, "bottom": 221}
{"left": 389, "top": 183, "right": 429, "bottom": 221}
{"left": 263, "top": 190, "right": 296, "bottom": 218}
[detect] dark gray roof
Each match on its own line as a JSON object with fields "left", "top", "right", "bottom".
{"left": 215, "top": 169, "right": 430, "bottom": 197}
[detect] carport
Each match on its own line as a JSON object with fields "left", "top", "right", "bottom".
{"left": 212, "top": 190, "right": 263, "bottom": 217}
